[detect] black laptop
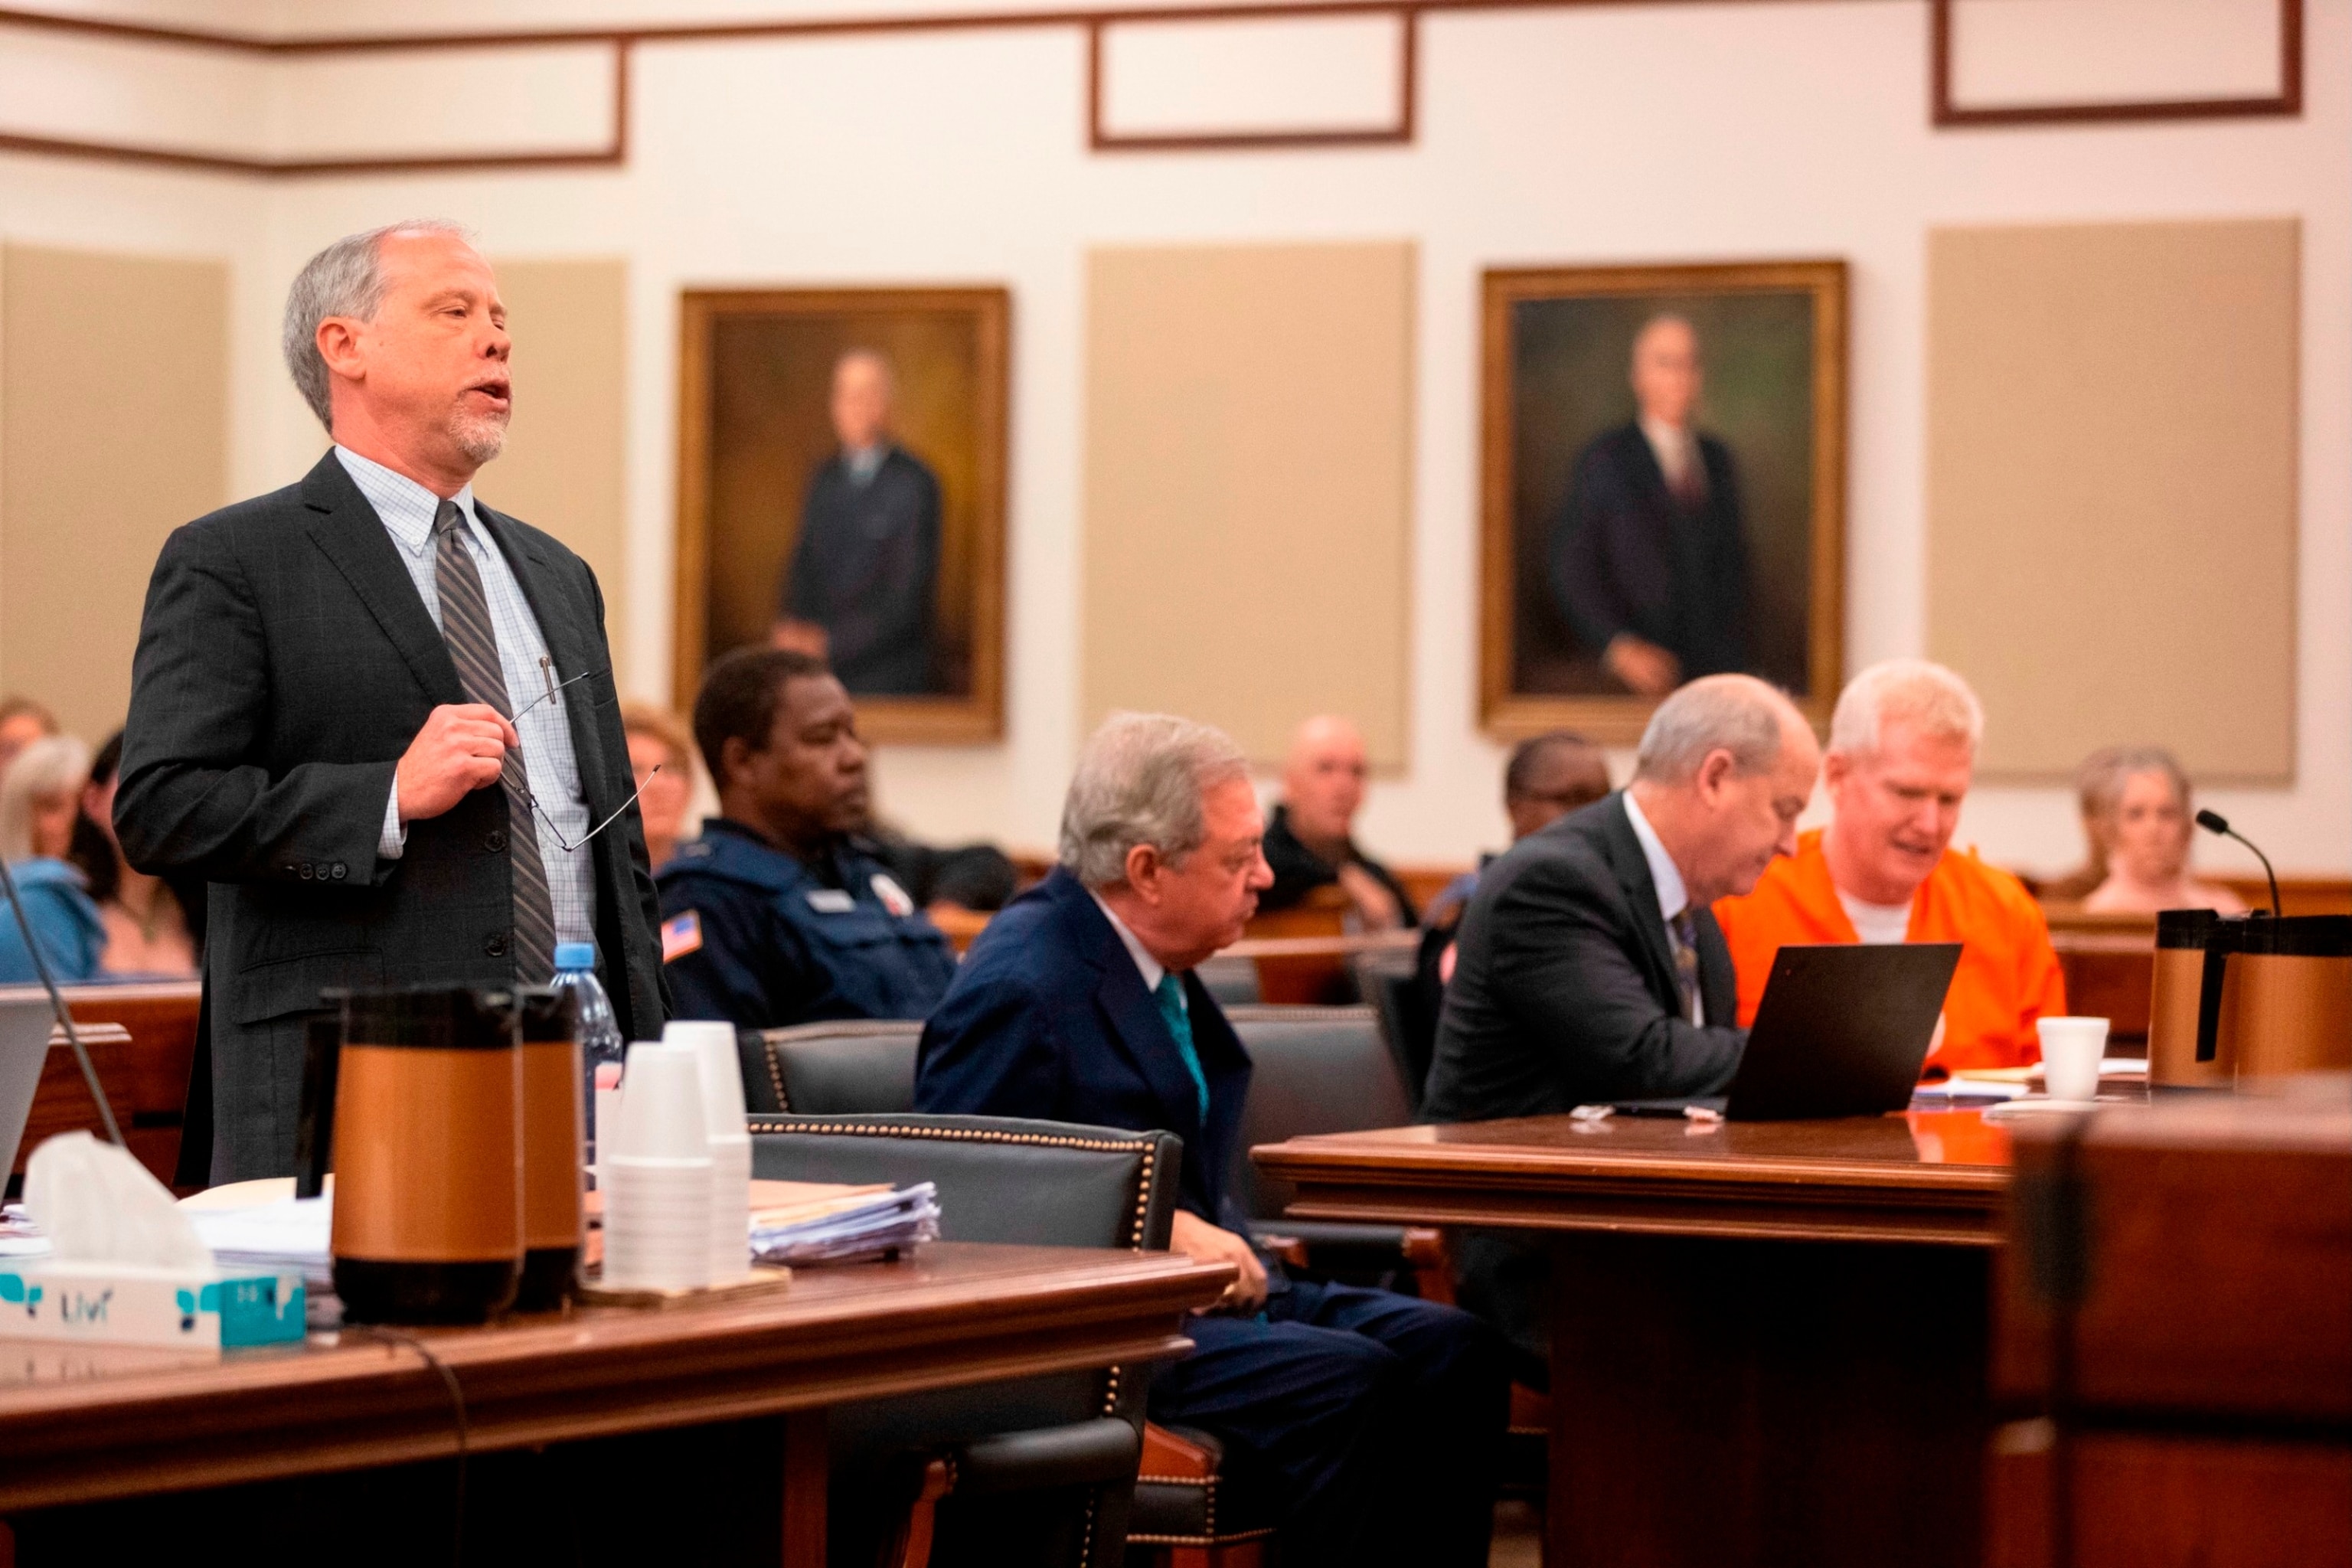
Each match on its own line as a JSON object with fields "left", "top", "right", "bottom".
{"left": 1616, "top": 942, "right": 1962, "bottom": 1122}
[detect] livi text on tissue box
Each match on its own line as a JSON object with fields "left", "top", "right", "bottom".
{"left": 2, "top": 1131, "right": 307, "bottom": 1350}
{"left": 0, "top": 1263, "right": 305, "bottom": 1350}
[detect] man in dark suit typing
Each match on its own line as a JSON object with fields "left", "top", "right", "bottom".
{"left": 917, "top": 713, "right": 1506, "bottom": 1567}
{"left": 1423, "top": 674, "right": 1820, "bottom": 1374}
{"left": 116, "top": 220, "right": 665, "bottom": 1182}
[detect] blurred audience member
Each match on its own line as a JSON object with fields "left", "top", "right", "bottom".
{"left": 70, "top": 731, "right": 202, "bottom": 977}
{"left": 1713, "top": 660, "right": 2063, "bottom": 1076}
{"left": 2036, "top": 745, "right": 2119, "bottom": 902}
{"left": 1426, "top": 732, "right": 1613, "bottom": 929}
{"left": 1261, "top": 714, "right": 1416, "bottom": 929}
{"left": 0, "top": 695, "right": 57, "bottom": 776}
{"left": 0, "top": 735, "right": 105, "bottom": 983}
{"left": 2079, "top": 746, "right": 2246, "bottom": 916}
{"left": 622, "top": 701, "right": 699, "bottom": 873}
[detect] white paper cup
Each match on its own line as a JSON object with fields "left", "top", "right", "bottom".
{"left": 617, "top": 1043, "right": 709, "bottom": 1160}
{"left": 2037, "top": 1017, "right": 2110, "bottom": 1103}
{"left": 603, "top": 1153, "right": 714, "bottom": 1291}
{"left": 666, "top": 1020, "right": 749, "bottom": 1131}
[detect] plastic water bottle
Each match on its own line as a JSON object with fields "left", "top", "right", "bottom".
{"left": 550, "top": 942, "right": 625, "bottom": 1184}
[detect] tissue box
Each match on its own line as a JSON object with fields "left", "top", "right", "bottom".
{"left": 0, "top": 1262, "right": 305, "bottom": 1351}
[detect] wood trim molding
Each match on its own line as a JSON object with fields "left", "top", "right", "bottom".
{"left": 0, "top": 0, "right": 2308, "bottom": 176}
{"left": 1930, "top": 0, "right": 2303, "bottom": 128}
{"left": 0, "top": 29, "right": 630, "bottom": 178}
{"left": 1086, "top": 8, "right": 1417, "bottom": 153}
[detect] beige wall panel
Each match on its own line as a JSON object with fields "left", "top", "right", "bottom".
{"left": 1083, "top": 242, "right": 1413, "bottom": 768}
{"left": 1, "top": 243, "right": 228, "bottom": 743}
{"left": 1926, "top": 218, "right": 2298, "bottom": 782}
{"left": 481, "top": 258, "right": 629, "bottom": 666}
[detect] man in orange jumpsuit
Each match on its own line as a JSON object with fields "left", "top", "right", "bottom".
{"left": 1713, "top": 659, "right": 2064, "bottom": 1076}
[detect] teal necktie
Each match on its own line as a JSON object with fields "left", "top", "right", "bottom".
{"left": 1153, "top": 972, "right": 1212, "bottom": 1126}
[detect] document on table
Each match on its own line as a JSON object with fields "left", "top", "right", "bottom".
{"left": 188, "top": 1196, "right": 334, "bottom": 1289}
{"left": 750, "top": 1182, "right": 939, "bottom": 1266}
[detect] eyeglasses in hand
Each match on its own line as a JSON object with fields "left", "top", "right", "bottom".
{"left": 528, "top": 765, "right": 659, "bottom": 854}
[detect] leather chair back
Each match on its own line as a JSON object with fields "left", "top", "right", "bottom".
{"left": 747, "top": 1112, "right": 1181, "bottom": 1568}
{"left": 1223, "top": 1004, "right": 1413, "bottom": 1220}
{"left": 742, "top": 1019, "right": 920, "bottom": 1115}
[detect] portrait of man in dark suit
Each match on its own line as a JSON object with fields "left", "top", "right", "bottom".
{"left": 676, "top": 287, "right": 1008, "bottom": 742}
{"left": 773, "top": 350, "right": 942, "bottom": 695}
{"left": 1550, "top": 315, "right": 1750, "bottom": 696}
{"left": 1478, "top": 262, "right": 1845, "bottom": 743}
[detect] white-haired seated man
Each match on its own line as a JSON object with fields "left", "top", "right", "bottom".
{"left": 915, "top": 712, "right": 1508, "bottom": 1568}
{"left": 1713, "top": 658, "right": 2064, "bottom": 1080}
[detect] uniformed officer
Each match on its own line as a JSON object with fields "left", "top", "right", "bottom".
{"left": 658, "top": 646, "right": 956, "bottom": 1029}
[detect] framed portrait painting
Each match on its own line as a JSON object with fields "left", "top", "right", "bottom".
{"left": 675, "top": 286, "right": 1008, "bottom": 743}
{"left": 1479, "top": 260, "right": 1846, "bottom": 743}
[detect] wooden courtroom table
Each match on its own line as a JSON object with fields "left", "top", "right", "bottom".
{"left": 0, "top": 1241, "right": 1229, "bottom": 1565}
{"left": 1255, "top": 1110, "right": 2012, "bottom": 1568}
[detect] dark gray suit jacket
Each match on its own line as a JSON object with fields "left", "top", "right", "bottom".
{"left": 116, "top": 452, "right": 667, "bottom": 1181}
{"left": 1423, "top": 792, "right": 1743, "bottom": 1122}
{"left": 782, "top": 447, "right": 940, "bottom": 696}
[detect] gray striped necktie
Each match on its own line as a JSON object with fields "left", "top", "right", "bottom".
{"left": 433, "top": 499, "right": 557, "bottom": 983}
{"left": 1668, "top": 910, "right": 1701, "bottom": 1024}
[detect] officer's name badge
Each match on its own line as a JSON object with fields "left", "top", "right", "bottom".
{"left": 871, "top": 874, "right": 916, "bottom": 918}
{"left": 805, "top": 890, "right": 856, "bottom": 914}
{"left": 661, "top": 909, "right": 702, "bottom": 962}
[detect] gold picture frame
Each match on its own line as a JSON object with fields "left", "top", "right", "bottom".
{"left": 675, "top": 286, "right": 1009, "bottom": 743}
{"left": 1478, "top": 260, "right": 1846, "bottom": 743}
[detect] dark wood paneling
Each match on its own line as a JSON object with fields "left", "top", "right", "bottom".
{"left": 1553, "top": 1231, "right": 1989, "bottom": 1568}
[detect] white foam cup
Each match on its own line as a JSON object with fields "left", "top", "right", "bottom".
{"left": 617, "top": 1043, "right": 709, "bottom": 1160}
{"left": 2036, "top": 1017, "right": 2109, "bottom": 1103}
{"left": 665, "top": 1020, "right": 753, "bottom": 1285}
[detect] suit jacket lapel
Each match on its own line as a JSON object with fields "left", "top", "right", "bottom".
{"left": 297, "top": 453, "right": 463, "bottom": 707}
{"left": 1057, "top": 877, "right": 1206, "bottom": 1148}
{"left": 1600, "top": 794, "right": 1681, "bottom": 1013}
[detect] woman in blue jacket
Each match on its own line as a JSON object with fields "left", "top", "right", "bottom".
{"left": 0, "top": 734, "right": 105, "bottom": 984}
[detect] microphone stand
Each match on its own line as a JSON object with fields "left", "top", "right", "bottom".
{"left": 2195, "top": 809, "right": 2282, "bottom": 921}
{"left": 0, "top": 856, "right": 125, "bottom": 1146}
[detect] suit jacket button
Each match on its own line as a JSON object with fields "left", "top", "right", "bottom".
{"left": 485, "top": 933, "right": 510, "bottom": 958}
{"left": 485, "top": 830, "right": 507, "bottom": 853}
{"left": 329, "top": 862, "right": 348, "bottom": 881}
{"left": 299, "top": 863, "right": 314, "bottom": 880}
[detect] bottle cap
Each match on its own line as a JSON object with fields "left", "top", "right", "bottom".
{"left": 554, "top": 942, "right": 596, "bottom": 972}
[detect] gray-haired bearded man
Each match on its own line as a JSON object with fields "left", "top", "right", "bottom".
{"left": 116, "top": 220, "right": 665, "bottom": 1181}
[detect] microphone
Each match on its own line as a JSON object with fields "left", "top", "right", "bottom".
{"left": 2195, "top": 808, "right": 2282, "bottom": 920}
{"left": 0, "top": 856, "right": 125, "bottom": 1146}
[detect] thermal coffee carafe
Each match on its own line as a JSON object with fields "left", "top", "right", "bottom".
{"left": 328, "top": 986, "right": 524, "bottom": 1324}
{"left": 515, "top": 986, "right": 586, "bottom": 1312}
{"left": 2148, "top": 912, "right": 2352, "bottom": 1090}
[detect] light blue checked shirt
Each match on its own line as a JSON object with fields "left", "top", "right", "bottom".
{"left": 337, "top": 446, "right": 597, "bottom": 952}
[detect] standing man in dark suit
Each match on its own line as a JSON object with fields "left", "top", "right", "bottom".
{"left": 1423, "top": 674, "right": 1819, "bottom": 1377}
{"left": 773, "top": 350, "right": 942, "bottom": 695}
{"left": 1549, "top": 313, "right": 1752, "bottom": 695}
{"left": 116, "top": 220, "right": 666, "bottom": 1183}
{"left": 916, "top": 713, "right": 1507, "bottom": 1568}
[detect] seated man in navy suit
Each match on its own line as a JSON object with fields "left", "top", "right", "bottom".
{"left": 916, "top": 712, "right": 1506, "bottom": 1568}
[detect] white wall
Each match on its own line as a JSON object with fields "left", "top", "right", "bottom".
{"left": 3, "top": 0, "right": 2345, "bottom": 878}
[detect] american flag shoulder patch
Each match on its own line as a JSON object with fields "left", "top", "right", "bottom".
{"left": 662, "top": 910, "right": 703, "bottom": 962}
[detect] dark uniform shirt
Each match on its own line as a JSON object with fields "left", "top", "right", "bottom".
{"left": 1258, "top": 803, "right": 1419, "bottom": 926}
{"left": 656, "top": 818, "right": 958, "bottom": 1030}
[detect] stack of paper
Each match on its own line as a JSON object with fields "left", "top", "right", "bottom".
{"left": 187, "top": 1196, "right": 334, "bottom": 1291}
{"left": 749, "top": 1182, "right": 939, "bottom": 1266}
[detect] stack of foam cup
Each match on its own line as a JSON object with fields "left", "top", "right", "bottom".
{"left": 601, "top": 1041, "right": 713, "bottom": 1292}
{"left": 665, "top": 1020, "right": 752, "bottom": 1286}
